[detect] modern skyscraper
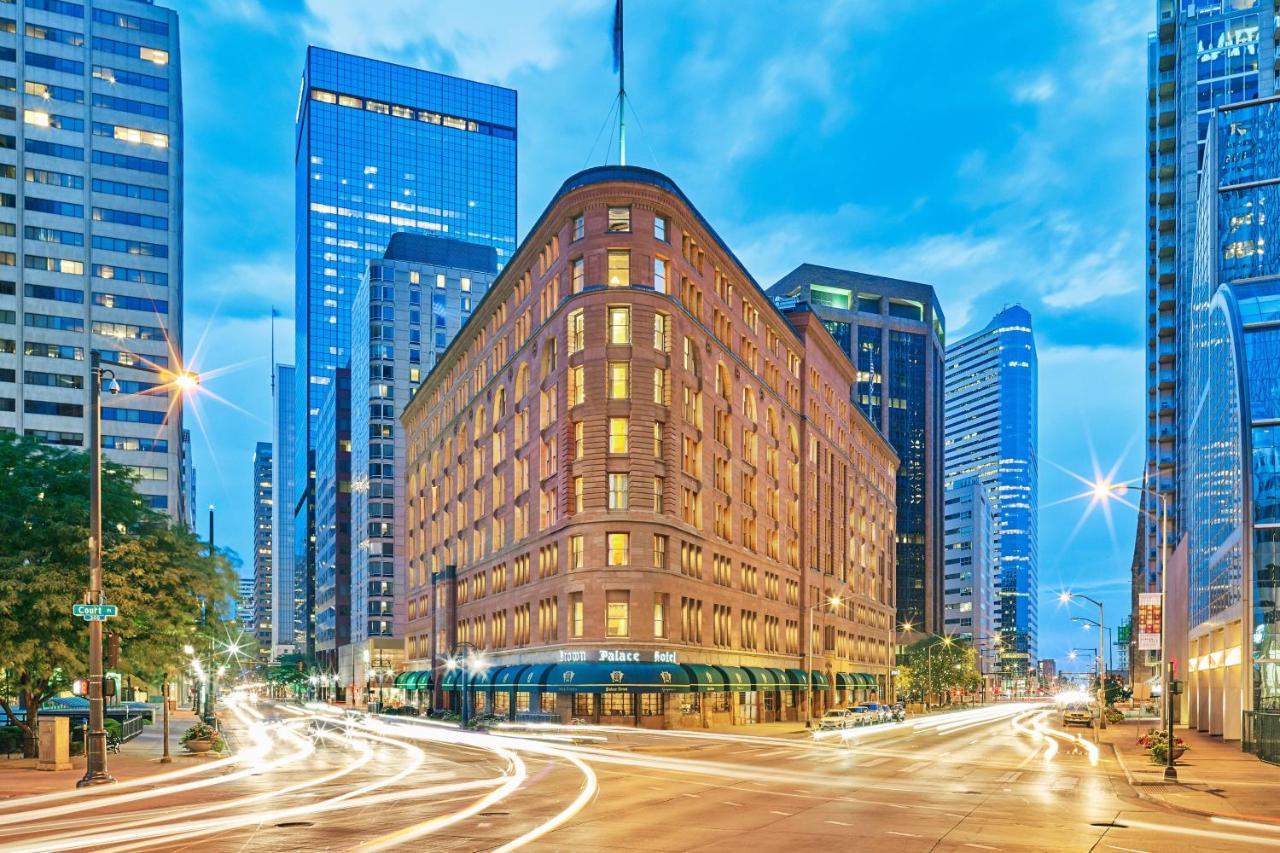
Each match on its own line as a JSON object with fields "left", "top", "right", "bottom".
{"left": 944, "top": 305, "right": 1038, "bottom": 685}
{"left": 237, "top": 576, "right": 254, "bottom": 631}
{"left": 942, "top": 478, "right": 996, "bottom": 646}
{"left": 314, "top": 366, "right": 350, "bottom": 682}
{"left": 1180, "top": 96, "right": 1280, "bottom": 744}
{"left": 293, "top": 47, "right": 517, "bottom": 656}
{"left": 1140, "top": 2, "right": 1276, "bottom": 689}
{"left": 349, "top": 233, "right": 497, "bottom": 692}
{"left": 181, "top": 429, "right": 196, "bottom": 530}
{"left": 0, "top": 1, "right": 186, "bottom": 519}
{"left": 251, "top": 440, "right": 273, "bottom": 660}
{"left": 768, "top": 266, "right": 946, "bottom": 636}
{"left": 400, "top": 166, "right": 900, "bottom": 724}
{"left": 271, "top": 362, "right": 297, "bottom": 660}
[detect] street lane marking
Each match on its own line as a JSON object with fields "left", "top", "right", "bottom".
{"left": 995, "top": 770, "right": 1022, "bottom": 783}
{"left": 681, "top": 793, "right": 701, "bottom": 798}
{"left": 862, "top": 756, "right": 892, "bottom": 767}
{"left": 888, "top": 831, "right": 922, "bottom": 838}
{"left": 1104, "top": 847, "right": 1149, "bottom": 853}
{"left": 722, "top": 801, "right": 743, "bottom": 807}
{"left": 965, "top": 845, "right": 998, "bottom": 851}
{"left": 826, "top": 820, "right": 853, "bottom": 827}
{"left": 770, "top": 810, "right": 792, "bottom": 816}
{"left": 902, "top": 761, "right": 930, "bottom": 773}
{"left": 883, "top": 802, "right": 909, "bottom": 809}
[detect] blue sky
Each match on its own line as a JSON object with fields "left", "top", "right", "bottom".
{"left": 177, "top": 0, "right": 1149, "bottom": 671}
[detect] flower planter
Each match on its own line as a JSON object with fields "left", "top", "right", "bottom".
{"left": 184, "top": 738, "right": 213, "bottom": 754}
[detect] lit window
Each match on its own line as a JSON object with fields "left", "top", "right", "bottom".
{"left": 608, "top": 417, "right": 629, "bottom": 454}
{"left": 571, "top": 592, "right": 584, "bottom": 636}
{"left": 608, "top": 473, "right": 629, "bottom": 510}
{"left": 607, "top": 306, "right": 631, "bottom": 344}
{"left": 569, "top": 365, "right": 585, "bottom": 405}
{"left": 568, "top": 309, "right": 585, "bottom": 353}
{"left": 607, "top": 533, "right": 630, "bottom": 566}
{"left": 436, "top": 274, "right": 446, "bottom": 289}
{"left": 607, "top": 251, "right": 630, "bottom": 287}
{"left": 607, "top": 362, "right": 630, "bottom": 399}
{"left": 574, "top": 476, "right": 584, "bottom": 513}
{"left": 607, "top": 207, "right": 631, "bottom": 232}
{"left": 653, "top": 477, "right": 664, "bottom": 513}
{"left": 139, "top": 47, "right": 168, "bottom": 65}
{"left": 23, "top": 110, "right": 49, "bottom": 127}
{"left": 654, "top": 313, "right": 669, "bottom": 351}
{"left": 570, "top": 535, "right": 584, "bottom": 570}
{"left": 571, "top": 257, "right": 585, "bottom": 293}
{"left": 311, "top": 89, "right": 337, "bottom": 104}
{"left": 606, "top": 592, "right": 630, "bottom": 636}
{"left": 574, "top": 421, "right": 584, "bottom": 459}
{"left": 653, "top": 368, "right": 668, "bottom": 405}
{"left": 654, "top": 257, "right": 668, "bottom": 293}
{"left": 461, "top": 277, "right": 471, "bottom": 293}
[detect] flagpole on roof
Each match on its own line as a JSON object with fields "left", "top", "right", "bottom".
{"left": 613, "top": 0, "right": 625, "bottom": 166}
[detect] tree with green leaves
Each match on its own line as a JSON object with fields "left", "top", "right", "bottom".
{"left": 897, "top": 637, "right": 983, "bottom": 706}
{"left": 0, "top": 434, "right": 236, "bottom": 756}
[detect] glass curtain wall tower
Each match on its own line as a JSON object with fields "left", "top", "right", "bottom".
{"left": 272, "top": 362, "right": 297, "bottom": 659}
{"left": 768, "top": 265, "right": 945, "bottom": 636}
{"left": 944, "top": 306, "right": 1038, "bottom": 684}
{"left": 1141, "top": 0, "right": 1276, "bottom": 690}
{"left": 252, "top": 440, "right": 273, "bottom": 661}
{"left": 0, "top": 0, "right": 186, "bottom": 518}
{"left": 293, "top": 47, "right": 516, "bottom": 656}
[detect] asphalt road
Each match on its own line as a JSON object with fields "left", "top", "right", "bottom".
{"left": 0, "top": 696, "right": 1274, "bottom": 852}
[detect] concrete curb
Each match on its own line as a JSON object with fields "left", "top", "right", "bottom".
{"left": 1108, "top": 739, "right": 1227, "bottom": 821}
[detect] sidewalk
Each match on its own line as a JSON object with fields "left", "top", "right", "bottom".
{"left": 0, "top": 707, "right": 208, "bottom": 796}
{"left": 1106, "top": 716, "right": 1280, "bottom": 822}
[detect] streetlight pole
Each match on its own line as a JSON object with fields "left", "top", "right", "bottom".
{"left": 804, "top": 595, "right": 841, "bottom": 728}
{"left": 79, "top": 352, "right": 116, "bottom": 788}
{"left": 1061, "top": 592, "right": 1106, "bottom": 734}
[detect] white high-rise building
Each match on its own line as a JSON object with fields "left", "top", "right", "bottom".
{"left": 0, "top": 0, "right": 187, "bottom": 519}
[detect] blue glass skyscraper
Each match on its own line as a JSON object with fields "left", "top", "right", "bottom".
{"left": 944, "top": 306, "right": 1038, "bottom": 684}
{"left": 1140, "top": 1, "right": 1277, "bottom": 691}
{"left": 292, "top": 47, "right": 516, "bottom": 655}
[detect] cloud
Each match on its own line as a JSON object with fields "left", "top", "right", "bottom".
{"left": 186, "top": 254, "right": 294, "bottom": 322}
{"left": 300, "top": 0, "right": 605, "bottom": 83}
{"left": 1012, "top": 73, "right": 1057, "bottom": 104}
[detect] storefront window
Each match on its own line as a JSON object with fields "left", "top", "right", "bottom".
{"left": 638, "top": 693, "right": 663, "bottom": 716}
{"left": 678, "top": 693, "right": 700, "bottom": 714}
{"left": 574, "top": 693, "right": 595, "bottom": 717}
{"left": 782, "top": 690, "right": 795, "bottom": 708}
{"left": 540, "top": 692, "right": 556, "bottom": 714}
{"left": 601, "top": 692, "right": 634, "bottom": 717}
{"left": 473, "top": 692, "right": 488, "bottom": 712}
{"left": 493, "top": 692, "right": 510, "bottom": 714}
{"left": 516, "top": 691, "right": 531, "bottom": 712}
{"left": 709, "top": 692, "right": 731, "bottom": 713}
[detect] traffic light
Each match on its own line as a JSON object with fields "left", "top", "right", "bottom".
{"left": 107, "top": 633, "right": 121, "bottom": 668}
{"left": 102, "top": 676, "right": 116, "bottom": 699}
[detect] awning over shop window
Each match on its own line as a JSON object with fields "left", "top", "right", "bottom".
{"left": 683, "top": 664, "right": 727, "bottom": 693}
{"left": 407, "top": 671, "right": 432, "bottom": 690}
{"left": 743, "top": 666, "right": 787, "bottom": 690}
{"left": 809, "top": 670, "right": 830, "bottom": 690}
{"left": 393, "top": 671, "right": 415, "bottom": 689}
{"left": 441, "top": 668, "right": 461, "bottom": 691}
{"left": 517, "top": 663, "right": 555, "bottom": 691}
{"left": 543, "top": 662, "right": 692, "bottom": 694}
{"left": 853, "top": 673, "right": 878, "bottom": 688}
{"left": 784, "top": 669, "right": 810, "bottom": 689}
{"left": 492, "top": 665, "right": 530, "bottom": 691}
{"left": 714, "top": 665, "right": 752, "bottom": 692}
{"left": 834, "top": 672, "right": 854, "bottom": 690}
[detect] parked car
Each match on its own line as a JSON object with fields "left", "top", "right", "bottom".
{"left": 818, "top": 709, "right": 854, "bottom": 730}
{"left": 890, "top": 704, "right": 907, "bottom": 722}
{"left": 863, "top": 702, "right": 891, "bottom": 723}
{"left": 1062, "top": 702, "right": 1094, "bottom": 727}
{"left": 847, "top": 706, "right": 874, "bottom": 726}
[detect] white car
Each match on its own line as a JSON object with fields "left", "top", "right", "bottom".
{"left": 818, "top": 709, "right": 854, "bottom": 730}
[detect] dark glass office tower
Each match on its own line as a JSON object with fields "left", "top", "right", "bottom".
{"left": 769, "top": 265, "right": 946, "bottom": 636}
{"left": 293, "top": 47, "right": 517, "bottom": 653}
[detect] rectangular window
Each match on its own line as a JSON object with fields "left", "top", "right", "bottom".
{"left": 654, "top": 593, "right": 668, "bottom": 638}
{"left": 608, "top": 417, "right": 628, "bottom": 454}
{"left": 653, "top": 368, "right": 668, "bottom": 405}
{"left": 653, "top": 476, "right": 664, "bottom": 513}
{"left": 570, "top": 534, "right": 584, "bottom": 570}
{"left": 654, "top": 215, "right": 668, "bottom": 242}
{"left": 570, "top": 592, "right": 584, "bottom": 637}
{"left": 607, "top": 250, "right": 630, "bottom": 287}
{"left": 574, "top": 421, "right": 584, "bottom": 459}
{"left": 607, "top": 362, "right": 630, "bottom": 399}
{"left": 568, "top": 309, "right": 584, "bottom": 353}
{"left": 571, "top": 257, "right": 584, "bottom": 293}
{"left": 653, "top": 422, "right": 664, "bottom": 458}
{"left": 91, "top": 150, "right": 167, "bottom": 175}
{"left": 607, "top": 532, "right": 629, "bottom": 566}
{"left": 654, "top": 313, "right": 670, "bottom": 351}
{"left": 653, "top": 534, "right": 667, "bottom": 569}
{"left": 573, "top": 213, "right": 584, "bottom": 241}
{"left": 606, "top": 591, "right": 630, "bottom": 637}
{"left": 654, "top": 257, "right": 668, "bottom": 293}
{"left": 573, "top": 476, "right": 584, "bottom": 513}
{"left": 569, "top": 364, "right": 585, "bottom": 406}
{"left": 608, "top": 473, "right": 629, "bottom": 510}
{"left": 608, "top": 306, "right": 631, "bottom": 344}
{"left": 607, "top": 206, "right": 631, "bottom": 232}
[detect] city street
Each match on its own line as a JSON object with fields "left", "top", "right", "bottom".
{"left": 0, "top": 699, "right": 1273, "bottom": 852}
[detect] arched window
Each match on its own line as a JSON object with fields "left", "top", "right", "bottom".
{"left": 474, "top": 406, "right": 487, "bottom": 435}
{"left": 515, "top": 363, "right": 529, "bottom": 399}
{"left": 766, "top": 407, "right": 778, "bottom": 439}
{"left": 715, "top": 362, "right": 731, "bottom": 399}
{"left": 742, "top": 386, "right": 756, "bottom": 420}
{"left": 494, "top": 386, "right": 507, "bottom": 418}
{"left": 787, "top": 424, "right": 799, "bottom": 454}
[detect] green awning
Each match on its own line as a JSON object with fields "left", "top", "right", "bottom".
{"left": 543, "top": 662, "right": 692, "bottom": 693}
{"left": 783, "top": 669, "right": 809, "bottom": 688}
{"left": 492, "top": 665, "right": 530, "bottom": 691}
{"left": 408, "top": 671, "right": 433, "bottom": 690}
{"left": 683, "top": 664, "right": 726, "bottom": 693}
{"left": 853, "top": 673, "right": 877, "bottom": 688}
{"left": 834, "top": 672, "right": 854, "bottom": 690}
{"left": 441, "top": 668, "right": 460, "bottom": 691}
{"left": 743, "top": 666, "right": 787, "bottom": 690}
{"left": 393, "top": 671, "right": 415, "bottom": 688}
{"left": 517, "top": 663, "right": 555, "bottom": 690}
{"left": 810, "top": 670, "right": 829, "bottom": 689}
{"left": 714, "top": 665, "right": 752, "bottom": 692}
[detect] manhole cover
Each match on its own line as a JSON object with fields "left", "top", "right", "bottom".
{"left": 275, "top": 821, "right": 314, "bottom": 828}
{"left": 1090, "top": 822, "right": 1128, "bottom": 829}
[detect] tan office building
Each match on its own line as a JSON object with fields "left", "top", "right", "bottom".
{"left": 399, "top": 166, "right": 898, "bottom": 727}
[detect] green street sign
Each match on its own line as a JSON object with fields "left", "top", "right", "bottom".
{"left": 73, "top": 604, "right": 118, "bottom": 621}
